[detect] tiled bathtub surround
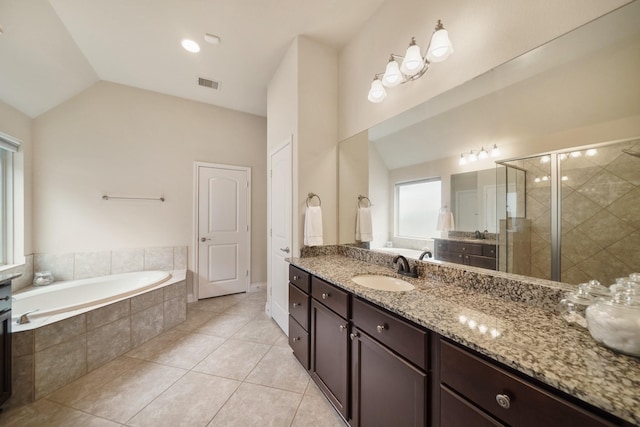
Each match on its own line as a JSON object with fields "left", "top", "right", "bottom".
{"left": 289, "top": 253, "right": 640, "bottom": 425}
{"left": 3, "top": 254, "right": 34, "bottom": 292}
{"left": 11, "top": 280, "right": 187, "bottom": 404}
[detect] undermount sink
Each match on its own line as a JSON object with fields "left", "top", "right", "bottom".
{"left": 351, "top": 275, "right": 415, "bottom": 292}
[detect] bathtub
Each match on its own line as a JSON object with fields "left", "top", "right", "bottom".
{"left": 12, "top": 270, "right": 176, "bottom": 330}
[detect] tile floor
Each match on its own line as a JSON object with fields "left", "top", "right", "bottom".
{"left": 0, "top": 289, "right": 347, "bottom": 426}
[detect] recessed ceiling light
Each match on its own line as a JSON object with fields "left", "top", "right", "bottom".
{"left": 181, "top": 39, "right": 200, "bottom": 53}
{"left": 204, "top": 33, "right": 220, "bottom": 45}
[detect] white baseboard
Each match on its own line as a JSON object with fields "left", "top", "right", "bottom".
{"left": 249, "top": 282, "right": 267, "bottom": 292}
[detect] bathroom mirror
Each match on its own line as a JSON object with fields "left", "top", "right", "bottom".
{"left": 450, "top": 168, "right": 499, "bottom": 233}
{"left": 338, "top": 2, "right": 640, "bottom": 284}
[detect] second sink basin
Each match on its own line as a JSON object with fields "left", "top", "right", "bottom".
{"left": 351, "top": 275, "right": 415, "bottom": 292}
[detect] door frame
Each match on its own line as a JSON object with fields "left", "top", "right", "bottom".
{"left": 267, "top": 137, "right": 292, "bottom": 319}
{"left": 192, "top": 161, "right": 251, "bottom": 302}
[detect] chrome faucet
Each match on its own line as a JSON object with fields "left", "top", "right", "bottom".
{"left": 419, "top": 250, "right": 432, "bottom": 260}
{"left": 474, "top": 230, "right": 485, "bottom": 239}
{"left": 17, "top": 309, "right": 38, "bottom": 325}
{"left": 393, "top": 255, "right": 419, "bottom": 278}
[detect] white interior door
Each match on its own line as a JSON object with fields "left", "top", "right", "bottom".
{"left": 455, "top": 190, "right": 478, "bottom": 231}
{"left": 197, "top": 164, "right": 250, "bottom": 299}
{"left": 268, "top": 141, "right": 292, "bottom": 333}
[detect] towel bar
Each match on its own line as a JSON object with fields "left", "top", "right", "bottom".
{"left": 306, "top": 192, "right": 321, "bottom": 207}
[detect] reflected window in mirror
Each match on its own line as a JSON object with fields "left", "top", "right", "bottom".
{"left": 396, "top": 178, "right": 441, "bottom": 239}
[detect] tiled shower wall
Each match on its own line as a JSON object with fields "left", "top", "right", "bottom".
{"left": 524, "top": 140, "right": 640, "bottom": 285}
{"left": 6, "top": 246, "right": 187, "bottom": 292}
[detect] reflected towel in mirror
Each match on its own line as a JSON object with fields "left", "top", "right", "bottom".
{"left": 356, "top": 206, "right": 373, "bottom": 242}
{"left": 437, "top": 211, "right": 455, "bottom": 231}
{"left": 304, "top": 206, "right": 324, "bottom": 246}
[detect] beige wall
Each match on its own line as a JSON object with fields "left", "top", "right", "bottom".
{"left": 0, "top": 99, "right": 33, "bottom": 259}
{"left": 337, "top": 0, "right": 631, "bottom": 141}
{"left": 32, "top": 82, "right": 267, "bottom": 286}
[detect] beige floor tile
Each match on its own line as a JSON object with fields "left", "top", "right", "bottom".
{"left": 273, "top": 333, "right": 290, "bottom": 348}
{"left": 127, "top": 371, "right": 240, "bottom": 427}
{"left": 196, "top": 314, "right": 252, "bottom": 338}
{"left": 207, "top": 383, "right": 302, "bottom": 427}
{"left": 125, "top": 327, "right": 184, "bottom": 360}
{"left": 245, "top": 290, "right": 268, "bottom": 301}
{"left": 232, "top": 317, "right": 284, "bottom": 345}
{"left": 193, "top": 338, "right": 271, "bottom": 381}
{"left": 150, "top": 332, "right": 227, "bottom": 369}
{"left": 291, "top": 394, "right": 347, "bottom": 427}
{"left": 47, "top": 356, "right": 145, "bottom": 405}
{"left": 223, "top": 300, "right": 268, "bottom": 318}
{"left": 70, "top": 361, "right": 187, "bottom": 423}
{"left": 175, "top": 308, "right": 217, "bottom": 331}
{"left": 245, "top": 346, "right": 310, "bottom": 393}
{"left": 188, "top": 296, "right": 239, "bottom": 313}
{"left": 305, "top": 379, "right": 323, "bottom": 396}
{"left": 0, "top": 398, "right": 120, "bottom": 427}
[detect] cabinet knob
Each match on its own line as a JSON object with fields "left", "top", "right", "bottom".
{"left": 321, "top": 292, "right": 330, "bottom": 300}
{"left": 293, "top": 275, "right": 299, "bottom": 280}
{"left": 462, "top": 247, "right": 466, "bottom": 251}
{"left": 339, "top": 324, "right": 347, "bottom": 332}
{"left": 292, "top": 302, "right": 300, "bottom": 308}
{"left": 0, "top": 296, "right": 9, "bottom": 301}
{"left": 292, "top": 337, "right": 300, "bottom": 342}
{"left": 496, "top": 393, "right": 511, "bottom": 409}
{"left": 376, "top": 324, "right": 387, "bottom": 333}
{"left": 350, "top": 332, "right": 360, "bottom": 341}
{"left": 458, "top": 254, "right": 463, "bottom": 258}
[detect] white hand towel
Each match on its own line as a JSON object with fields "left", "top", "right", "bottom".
{"left": 436, "top": 211, "right": 455, "bottom": 231}
{"left": 304, "top": 206, "right": 323, "bottom": 246}
{"left": 355, "top": 206, "right": 373, "bottom": 242}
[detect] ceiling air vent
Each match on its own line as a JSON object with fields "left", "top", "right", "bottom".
{"left": 198, "top": 77, "right": 220, "bottom": 90}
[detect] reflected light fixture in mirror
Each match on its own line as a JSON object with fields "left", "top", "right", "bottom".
{"left": 368, "top": 20, "right": 453, "bottom": 103}
{"left": 458, "top": 144, "right": 500, "bottom": 165}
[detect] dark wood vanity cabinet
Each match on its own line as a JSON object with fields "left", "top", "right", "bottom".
{"left": 288, "top": 266, "right": 310, "bottom": 369}
{"left": 434, "top": 239, "right": 497, "bottom": 270}
{"left": 0, "top": 279, "right": 12, "bottom": 409}
{"left": 310, "top": 277, "right": 350, "bottom": 419}
{"left": 351, "top": 298, "right": 428, "bottom": 427}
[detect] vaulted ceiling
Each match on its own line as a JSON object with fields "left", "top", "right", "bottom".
{"left": 0, "top": 0, "right": 385, "bottom": 118}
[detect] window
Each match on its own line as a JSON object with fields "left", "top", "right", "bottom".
{"left": 395, "top": 178, "right": 442, "bottom": 239}
{"left": 0, "top": 131, "right": 21, "bottom": 266}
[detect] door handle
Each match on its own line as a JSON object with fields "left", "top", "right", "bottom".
{"left": 280, "top": 247, "right": 290, "bottom": 253}
{"left": 200, "top": 237, "right": 211, "bottom": 242}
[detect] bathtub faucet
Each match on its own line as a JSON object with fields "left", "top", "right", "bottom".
{"left": 17, "top": 309, "right": 38, "bottom": 325}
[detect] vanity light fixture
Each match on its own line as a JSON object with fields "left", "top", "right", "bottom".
{"left": 540, "top": 155, "right": 551, "bottom": 164}
{"left": 458, "top": 144, "right": 500, "bottom": 165}
{"left": 586, "top": 148, "right": 598, "bottom": 156}
{"left": 368, "top": 20, "right": 453, "bottom": 103}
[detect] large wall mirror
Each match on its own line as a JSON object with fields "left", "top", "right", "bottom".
{"left": 338, "top": 2, "right": 640, "bottom": 285}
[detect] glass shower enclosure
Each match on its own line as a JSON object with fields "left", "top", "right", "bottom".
{"left": 496, "top": 139, "right": 640, "bottom": 285}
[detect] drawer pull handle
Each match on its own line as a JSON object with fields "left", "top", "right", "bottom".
{"left": 496, "top": 393, "right": 511, "bottom": 409}
{"left": 339, "top": 324, "right": 347, "bottom": 332}
{"left": 292, "top": 337, "right": 300, "bottom": 342}
{"left": 0, "top": 296, "right": 9, "bottom": 302}
{"left": 321, "top": 292, "right": 330, "bottom": 300}
{"left": 292, "top": 302, "right": 300, "bottom": 308}
{"left": 376, "top": 324, "right": 387, "bottom": 333}
{"left": 293, "top": 275, "right": 299, "bottom": 280}
{"left": 350, "top": 332, "right": 360, "bottom": 341}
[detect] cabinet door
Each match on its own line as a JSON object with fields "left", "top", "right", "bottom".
{"left": 310, "top": 300, "right": 349, "bottom": 418}
{"left": 0, "top": 310, "right": 11, "bottom": 407}
{"left": 351, "top": 328, "right": 426, "bottom": 427}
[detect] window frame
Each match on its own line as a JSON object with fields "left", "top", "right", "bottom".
{"left": 0, "top": 131, "right": 21, "bottom": 266}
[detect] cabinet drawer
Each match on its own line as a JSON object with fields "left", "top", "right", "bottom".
{"left": 312, "top": 276, "right": 349, "bottom": 319}
{"left": 437, "top": 251, "right": 464, "bottom": 264}
{"left": 352, "top": 297, "right": 427, "bottom": 370}
{"left": 466, "top": 255, "right": 497, "bottom": 270}
{"left": 289, "top": 283, "right": 310, "bottom": 330}
{"left": 289, "top": 315, "right": 309, "bottom": 370}
{"left": 482, "top": 245, "right": 497, "bottom": 258}
{"left": 0, "top": 281, "right": 10, "bottom": 314}
{"left": 447, "top": 241, "right": 483, "bottom": 255}
{"left": 440, "top": 340, "right": 617, "bottom": 427}
{"left": 289, "top": 265, "right": 310, "bottom": 293}
{"left": 441, "top": 385, "right": 505, "bottom": 427}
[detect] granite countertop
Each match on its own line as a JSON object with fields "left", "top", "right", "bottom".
{"left": 434, "top": 236, "right": 498, "bottom": 245}
{"left": 289, "top": 254, "right": 640, "bottom": 425}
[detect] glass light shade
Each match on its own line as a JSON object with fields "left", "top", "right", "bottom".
{"left": 468, "top": 150, "right": 477, "bottom": 162}
{"left": 586, "top": 148, "right": 598, "bottom": 156}
{"left": 570, "top": 151, "right": 582, "bottom": 158}
{"left": 382, "top": 59, "right": 403, "bottom": 87}
{"left": 400, "top": 43, "right": 424, "bottom": 76}
{"left": 478, "top": 147, "right": 489, "bottom": 159}
{"left": 490, "top": 144, "right": 500, "bottom": 157}
{"left": 459, "top": 154, "right": 466, "bottom": 165}
{"left": 426, "top": 29, "right": 453, "bottom": 63}
{"left": 540, "top": 155, "right": 551, "bottom": 163}
{"left": 368, "top": 79, "right": 387, "bottom": 103}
